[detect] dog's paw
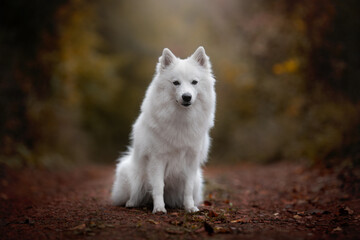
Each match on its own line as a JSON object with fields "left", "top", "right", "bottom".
{"left": 185, "top": 206, "right": 199, "bottom": 213}
{"left": 152, "top": 206, "right": 167, "bottom": 214}
{"left": 125, "top": 200, "right": 136, "bottom": 208}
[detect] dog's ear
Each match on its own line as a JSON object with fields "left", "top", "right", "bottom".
{"left": 160, "top": 48, "right": 176, "bottom": 69}
{"left": 191, "top": 46, "right": 209, "bottom": 68}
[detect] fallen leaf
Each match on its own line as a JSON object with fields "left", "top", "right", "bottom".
{"left": 208, "top": 210, "right": 218, "bottom": 217}
{"left": 339, "top": 206, "right": 354, "bottom": 216}
{"left": 332, "top": 226, "right": 342, "bottom": 232}
{"left": 147, "top": 219, "right": 159, "bottom": 225}
{"left": 293, "top": 215, "right": 302, "bottom": 220}
{"left": 215, "top": 226, "right": 231, "bottom": 233}
{"left": 345, "top": 206, "right": 354, "bottom": 215}
{"left": 297, "top": 211, "right": 305, "bottom": 216}
{"left": 97, "top": 224, "right": 106, "bottom": 229}
{"left": 190, "top": 224, "right": 202, "bottom": 230}
{"left": 204, "top": 200, "right": 212, "bottom": 206}
{"left": 273, "top": 213, "right": 279, "bottom": 216}
{"left": 306, "top": 209, "right": 325, "bottom": 216}
{"left": 169, "top": 220, "right": 183, "bottom": 226}
{"left": 170, "top": 212, "right": 179, "bottom": 217}
{"left": 89, "top": 221, "right": 96, "bottom": 228}
{"left": 297, "top": 199, "right": 307, "bottom": 205}
{"left": 230, "top": 218, "right": 246, "bottom": 223}
{"left": 69, "top": 223, "right": 86, "bottom": 231}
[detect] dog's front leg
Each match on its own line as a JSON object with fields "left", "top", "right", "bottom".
{"left": 147, "top": 158, "right": 167, "bottom": 214}
{"left": 184, "top": 160, "right": 200, "bottom": 213}
{"left": 184, "top": 179, "right": 199, "bottom": 212}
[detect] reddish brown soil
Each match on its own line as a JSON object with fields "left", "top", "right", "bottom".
{"left": 0, "top": 162, "right": 359, "bottom": 239}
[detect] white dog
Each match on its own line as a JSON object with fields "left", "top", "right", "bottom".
{"left": 111, "top": 46, "right": 216, "bottom": 213}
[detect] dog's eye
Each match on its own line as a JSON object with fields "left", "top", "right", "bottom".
{"left": 173, "top": 81, "right": 180, "bottom": 86}
{"left": 191, "top": 80, "right": 198, "bottom": 85}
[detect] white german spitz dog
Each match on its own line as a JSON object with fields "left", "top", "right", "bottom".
{"left": 111, "top": 46, "right": 216, "bottom": 213}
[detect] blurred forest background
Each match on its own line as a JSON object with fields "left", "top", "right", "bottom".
{"left": 0, "top": 0, "right": 359, "bottom": 168}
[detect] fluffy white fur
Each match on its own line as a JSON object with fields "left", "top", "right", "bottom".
{"left": 111, "top": 46, "right": 216, "bottom": 213}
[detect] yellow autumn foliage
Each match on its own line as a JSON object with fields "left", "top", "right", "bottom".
{"left": 273, "top": 58, "right": 300, "bottom": 75}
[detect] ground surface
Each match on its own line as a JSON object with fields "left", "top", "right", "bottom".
{"left": 0, "top": 162, "right": 359, "bottom": 240}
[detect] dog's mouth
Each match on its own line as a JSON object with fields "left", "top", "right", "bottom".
{"left": 181, "top": 103, "right": 191, "bottom": 107}
{"left": 176, "top": 100, "right": 192, "bottom": 107}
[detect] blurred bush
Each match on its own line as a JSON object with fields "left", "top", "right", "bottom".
{"left": 0, "top": 0, "right": 359, "bottom": 167}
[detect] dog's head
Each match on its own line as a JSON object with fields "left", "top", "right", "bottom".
{"left": 155, "top": 46, "right": 214, "bottom": 108}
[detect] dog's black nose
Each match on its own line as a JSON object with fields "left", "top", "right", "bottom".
{"left": 182, "top": 93, "right": 192, "bottom": 102}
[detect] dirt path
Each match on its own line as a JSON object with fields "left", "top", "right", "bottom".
{"left": 0, "top": 163, "right": 359, "bottom": 239}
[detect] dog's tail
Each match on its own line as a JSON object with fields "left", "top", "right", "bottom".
{"left": 111, "top": 152, "right": 133, "bottom": 206}
{"left": 117, "top": 146, "right": 133, "bottom": 163}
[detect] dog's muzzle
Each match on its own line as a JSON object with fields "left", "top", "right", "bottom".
{"left": 181, "top": 93, "right": 192, "bottom": 107}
